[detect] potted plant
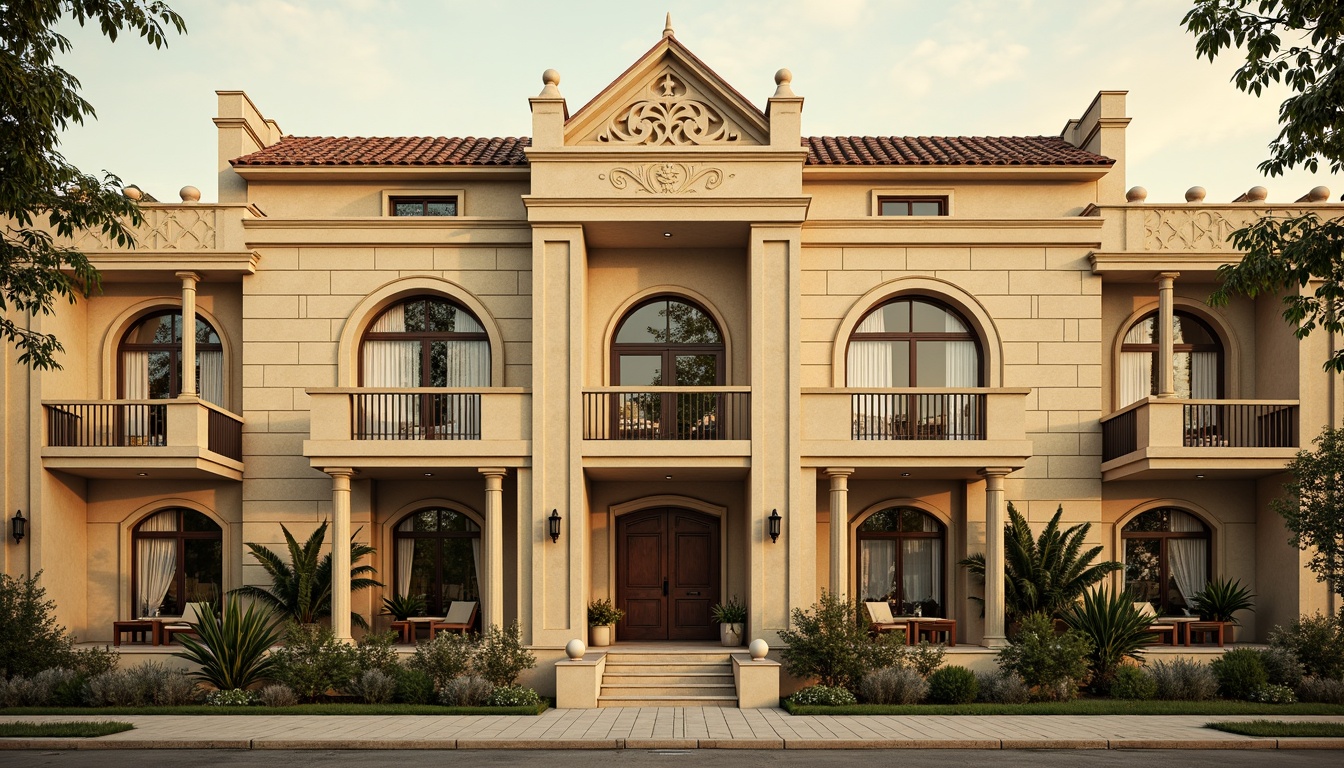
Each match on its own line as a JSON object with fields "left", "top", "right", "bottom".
{"left": 381, "top": 593, "right": 426, "bottom": 621}
{"left": 711, "top": 595, "right": 747, "bottom": 647}
{"left": 1190, "top": 577, "right": 1255, "bottom": 642}
{"left": 587, "top": 598, "right": 624, "bottom": 647}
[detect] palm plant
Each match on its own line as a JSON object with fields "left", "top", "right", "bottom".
{"left": 232, "top": 521, "right": 382, "bottom": 630}
{"left": 1063, "top": 584, "right": 1153, "bottom": 690}
{"left": 961, "top": 503, "right": 1121, "bottom": 619}
{"left": 381, "top": 593, "right": 427, "bottom": 621}
{"left": 1191, "top": 577, "right": 1255, "bottom": 623}
{"left": 173, "top": 596, "right": 280, "bottom": 691}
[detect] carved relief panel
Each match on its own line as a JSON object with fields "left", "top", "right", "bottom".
{"left": 572, "top": 65, "right": 763, "bottom": 147}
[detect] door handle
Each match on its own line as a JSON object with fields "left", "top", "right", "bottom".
{"left": 662, "top": 578, "right": 668, "bottom": 596}
{"left": 686, "top": 591, "right": 701, "bottom": 596}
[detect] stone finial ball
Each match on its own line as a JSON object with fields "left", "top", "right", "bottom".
{"left": 748, "top": 638, "right": 769, "bottom": 660}
{"left": 1125, "top": 186, "right": 1147, "bottom": 203}
{"left": 1185, "top": 186, "right": 1206, "bottom": 203}
{"left": 1246, "top": 185, "right": 1268, "bottom": 202}
{"left": 565, "top": 638, "right": 585, "bottom": 660}
{"left": 1307, "top": 186, "right": 1331, "bottom": 202}
{"left": 122, "top": 186, "right": 142, "bottom": 201}
{"left": 542, "top": 69, "right": 561, "bottom": 87}
{"left": 179, "top": 185, "right": 201, "bottom": 203}
{"left": 775, "top": 68, "right": 792, "bottom": 86}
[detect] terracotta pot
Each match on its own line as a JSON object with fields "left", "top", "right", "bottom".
{"left": 589, "top": 624, "right": 613, "bottom": 647}
{"left": 720, "top": 622, "right": 744, "bottom": 647}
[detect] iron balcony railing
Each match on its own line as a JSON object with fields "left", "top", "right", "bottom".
{"left": 1101, "top": 408, "right": 1138, "bottom": 461}
{"left": 1101, "top": 399, "right": 1299, "bottom": 461}
{"left": 47, "top": 402, "right": 168, "bottom": 448}
{"left": 206, "top": 408, "right": 243, "bottom": 460}
{"left": 582, "top": 388, "right": 750, "bottom": 440}
{"left": 351, "top": 392, "right": 482, "bottom": 440}
{"left": 850, "top": 392, "right": 987, "bottom": 440}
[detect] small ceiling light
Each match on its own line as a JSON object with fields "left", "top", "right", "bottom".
{"left": 665, "top": 475, "right": 672, "bottom": 480}
{"left": 663, "top": 232, "right": 672, "bottom": 238}
{"left": 1195, "top": 474, "right": 1205, "bottom": 479}
{"left": 768, "top": 509, "right": 782, "bottom": 543}
{"left": 901, "top": 472, "right": 911, "bottom": 477}
{"left": 549, "top": 509, "right": 562, "bottom": 543}
{"left": 423, "top": 472, "right": 434, "bottom": 477}
{"left": 137, "top": 472, "right": 148, "bottom": 477}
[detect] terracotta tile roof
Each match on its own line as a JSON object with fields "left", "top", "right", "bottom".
{"left": 230, "top": 136, "right": 531, "bottom": 167}
{"left": 231, "top": 134, "right": 1110, "bottom": 167}
{"left": 802, "top": 136, "right": 1112, "bottom": 166}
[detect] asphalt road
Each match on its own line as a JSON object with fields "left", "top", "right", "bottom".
{"left": 2, "top": 750, "right": 1343, "bottom": 767}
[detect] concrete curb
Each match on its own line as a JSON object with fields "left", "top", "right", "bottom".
{"left": 4, "top": 737, "right": 1344, "bottom": 750}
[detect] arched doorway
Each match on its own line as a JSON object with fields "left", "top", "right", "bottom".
{"left": 615, "top": 508, "right": 721, "bottom": 641}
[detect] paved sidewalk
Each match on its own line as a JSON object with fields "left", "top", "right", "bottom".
{"left": 3, "top": 709, "right": 1344, "bottom": 750}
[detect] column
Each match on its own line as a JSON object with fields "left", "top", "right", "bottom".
{"left": 176, "top": 272, "right": 200, "bottom": 397}
{"left": 326, "top": 467, "right": 354, "bottom": 642}
{"left": 479, "top": 467, "right": 507, "bottom": 632}
{"left": 825, "top": 468, "right": 854, "bottom": 599}
{"left": 1156, "top": 272, "right": 1179, "bottom": 398}
{"left": 980, "top": 468, "right": 1011, "bottom": 648}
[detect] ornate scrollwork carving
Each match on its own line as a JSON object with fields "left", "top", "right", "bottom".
{"left": 598, "top": 72, "right": 740, "bottom": 146}
{"left": 600, "top": 163, "right": 728, "bottom": 194}
{"left": 1142, "top": 209, "right": 1256, "bottom": 251}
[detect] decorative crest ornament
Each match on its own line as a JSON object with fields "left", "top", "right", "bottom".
{"left": 598, "top": 72, "right": 741, "bottom": 146}
{"left": 600, "top": 163, "right": 730, "bottom": 194}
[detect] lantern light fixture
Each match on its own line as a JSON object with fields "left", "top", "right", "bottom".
{"left": 11, "top": 509, "right": 26, "bottom": 544}
{"left": 548, "top": 509, "right": 562, "bottom": 543}
{"left": 768, "top": 508, "right": 781, "bottom": 543}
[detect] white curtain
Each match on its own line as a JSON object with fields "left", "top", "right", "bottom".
{"left": 136, "top": 510, "right": 177, "bottom": 617}
{"left": 443, "top": 340, "right": 490, "bottom": 386}
{"left": 198, "top": 350, "right": 224, "bottom": 406}
{"left": 1167, "top": 510, "right": 1208, "bottom": 609}
{"left": 471, "top": 538, "right": 482, "bottom": 602}
{"left": 362, "top": 308, "right": 420, "bottom": 436}
{"left": 901, "top": 539, "right": 942, "bottom": 607}
{"left": 944, "top": 341, "right": 979, "bottom": 438}
{"left": 859, "top": 540, "right": 896, "bottom": 601}
{"left": 122, "top": 351, "right": 150, "bottom": 442}
{"left": 397, "top": 542, "right": 415, "bottom": 600}
{"left": 847, "top": 310, "right": 894, "bottom": 388}
{"left": 1119, "top": 353, "right": 1153, "bottom": 407}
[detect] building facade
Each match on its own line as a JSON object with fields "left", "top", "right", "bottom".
{"left": 3, "top": 27, "right": 1341, "bottom": 696}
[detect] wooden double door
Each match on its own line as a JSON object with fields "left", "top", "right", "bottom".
{"left": 616, "top": 508, "right": 721, "bottom": 641}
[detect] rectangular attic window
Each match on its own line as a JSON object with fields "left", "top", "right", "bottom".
{"left": 879, "top": 197, "right": 947, "bottom": 216}
{"left": 390, "top": 196, "right": 458, "bottom": 216}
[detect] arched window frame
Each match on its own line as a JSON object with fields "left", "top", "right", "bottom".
{"left": 117, "top": 309, "right": 224, "bottom": 401}
{"left": 845, "top": 296, "right": 984, "bottom": 387}
{"left": 609, "top": 295, "right": 726, "bottom": 387}
{"left": 854, "top": 506, "right": 947, "bottom": 615}
{"left": 131, "top": 507, "right": 223, "bottom": 618}
{"left": 391, "top": 506, "right": 483, "bottom": 619}
{"left": 1120, "top": 507, "right": 1213, "bottom": 615}
{"left": 358, "top": 295, "right": 491, "bottom": 388}
{"left": 1119, "top": 309, "right": 1224, "bottom": 405}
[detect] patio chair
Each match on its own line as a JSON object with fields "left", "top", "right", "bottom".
{"left": 1133, "top": 602, "right": 1176, "bottom": 645}
{"left": 864, "top": 601, "right": 910, "bottom": 639}
{"left": 429, "top": 601, "right": 478, "bottom": 638}
{"left": 160, "top": 601, "right": 207, "bottom": 644}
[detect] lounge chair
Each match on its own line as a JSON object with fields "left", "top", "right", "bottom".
{"left": 864, "top": 601, "right": 910, "bottom": 639}
{"left": 160, "top": 602, "right": 207, "bottom": 644}
{"left": 429, "top": 601, "right": 478, "bottom": 638}
{"left": 1133, "top": 602, "right": 1176, "bottom": 645}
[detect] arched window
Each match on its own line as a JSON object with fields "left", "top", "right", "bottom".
{"left": 120, "top": 311, "right": 224, "bottom": 405}
{"left": 393, "top": 507, "right": 481, "bottom": 619}
{"left": 1119, "top": 310, "right": 1222, "bottom": 406}
{"left": 609, "top": 296, "right": 726, "bottom": 439}
{"left": 856, "top": 507, "right": 945, "bottom": 616}
{"left": 358, "top": 296, "right": 490, "bottom": 439}
{"left": 132, "top": 508, "right": 222, "bottom": 617}
{"left": 1122, "top": 508, "right": 1211, "bottom": 615}
{"left": 847, "top": 298, "right": 981, "bottom": 387}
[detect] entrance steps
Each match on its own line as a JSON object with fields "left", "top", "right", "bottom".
{"left": 598, "top": 649, "right": 737, "bottom": 708}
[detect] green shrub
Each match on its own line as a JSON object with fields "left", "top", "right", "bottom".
{"left": 904, "top": 642, "right": 946, "bottom": 677}
{"left": 1270, "top": 613, "right": 1344, "bottom": 679}
{"left": 1109, "top": 665, "right": 1157, "bottom": 700}
{"left": 71, "top": 646, "right": 119, "bottom": 678}
{"left": 778, "top": 591, "right": 906, "bottom": 692}
{"left": 0, "top": 572, "right": 83, "bottom": 679}
{"left": 83, "top": 669, "right": 150, "bottom": 707}
{"left": 1258, "top": 646, "right": 1304, "bottom": 688}
{"left": 586, "top": 598, "right": 624, "bottom": 627}
{"left": 486, "top": 684, "right": 541, "bottom": 707}
{"left": 153, "top": 668, "right": 202, "bottom": 706}
{"left": 1149, "top": 658, "right": 1218, "bottom": 700}
{"left": 1063, "top": 585, "right": 1151, "bottom": 690}
{"left": 439, "top": 675, "right": 494, "bottom": 706}
{"left": 997, "top": 612, "right": 1092, "bottom": 699}
{"left": 858, "top": 667, "right": 927, "bottom": 704}
{"left": 0, "top": 667, "right": 85, "bottom": 707}
{"left": 206, "top": 688, "right": 257, "bottom": 706}
{"left": 1212, "top": 648, "right": 1269, "bottom": 700}
{"left": 1296, "top": 676, "right": 1344, "bottom": 704}
{"left": 269, "top": 622, "right": 358, "bottom": 701}
{"left": 926, "top": 665, "right": 978, "bottom": 704}
{"left": 355, "top": 630, "right": 401, "bottom": 676}
{"left": 1247, "top": 683, "right": 1296, "bottom": 704}
{"left": 407, "top": 631, "right": 477, "bottom": 690}
{"left": 790, "top": 684, "right": 857, "bottom": 706}
{"left": 393, "top": 666, "right": 435, "bottom": 704}
{"left": 474, "top": 621, "right": 536, "bottom": 687}
{"left": 1190, "top": 577, "right": 1255, "bottom": 623}
{"left": 173, "top": 597, "right": 279, "bottom": 692}
{"left": 258, "top": 684, "right": 299, "bottom": 707}
{"left": 975, "top": 671, "right": 1030, "bottom": 704}
{"left": 347, "top": 669, "right": 397, "bottom": 704}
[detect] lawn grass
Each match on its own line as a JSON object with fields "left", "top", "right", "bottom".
{"left": 0, "top": 721, "right": 134, "bottom": 738}
{"left": 783, "top": 699, "right": 1344, "bottom": 716}
{"left": 1207, "top": 720, "right": 1344, "bottom": 738}
{"left": 0, "top": 701, "right": 549, "bottom": 716}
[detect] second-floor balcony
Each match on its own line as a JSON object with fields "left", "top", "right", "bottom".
{"left": 42, "top": 398, "right": 243, "bottom": 480}
{"left": 1100, "top": 398, "right": 1299, "bottom": 480}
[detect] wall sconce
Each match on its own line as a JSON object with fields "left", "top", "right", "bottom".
{"left": 548, "top": 509, "right": 561, "bottom": 543}
{"left": 11, "top": 510, "right": 26, "bottom": 544}
{"left": 768, "top": 509, "right": 781, "bottom": 543}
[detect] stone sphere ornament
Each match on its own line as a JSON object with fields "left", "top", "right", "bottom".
{"left": 565, "top": 638, "right": 585, "bottom": 660}
{"left": 1185, "top": 186, "right": 1206, "bottom": 203}
{"left": 1125, "top": 186, "right": 1147, "bottom": 203}
{"left": 749, "top": 638, "right": 769, "bottom": 660}
{"left": 179, "top": 185, "right": 201, "bottom": 203}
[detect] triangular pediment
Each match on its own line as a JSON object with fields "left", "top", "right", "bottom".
{"left": 565, "top": 36, "right": 770, "bottom": 147}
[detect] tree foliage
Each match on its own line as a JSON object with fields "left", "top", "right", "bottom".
{"left": 232, "top": 520, "right": 382, "bottom": 630}
{"left": 1271, "top": 425, "right": 1344, "bottom": 598}
{"left": 1183, "top": 2, "right": 1344, "bottom": 371}
{"left": 1, "top": 1, "right": 184, "bottom": 369}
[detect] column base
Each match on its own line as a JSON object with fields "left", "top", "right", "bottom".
{"left": 982, "top": 635, "right": 1008, "bottom": 649}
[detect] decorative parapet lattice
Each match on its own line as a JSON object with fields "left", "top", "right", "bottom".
{"left": 1141, "top": 208, "right": 1266, "bottom": 251}
{"left": 69, "top": 205, "right": 218, "bottom": 251}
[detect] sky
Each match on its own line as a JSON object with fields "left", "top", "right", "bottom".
{"left": 54, "top": 0, "right": 1341, "bottom": 205}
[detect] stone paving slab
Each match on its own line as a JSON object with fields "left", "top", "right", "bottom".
{"left": 2, "top": 710, "right": 1344, "bottom": 750}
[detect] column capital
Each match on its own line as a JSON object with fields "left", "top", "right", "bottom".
{"left": 978, "top": 467, "right": 1013, "bottom": 478}
{"left": 823, "top": 467, "right": 855, "bottom": 479}
{"left": 477, "top": 467, "right": 509, "bottom": 479}
{"left": 1155, "top": 271, "right": 1180, "bottom": 286}
{"left": 324, "top": 467, "right": 355, "bottom": 479}
{"left": 174, "top": 271, "right": 201, "bottom": 284}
